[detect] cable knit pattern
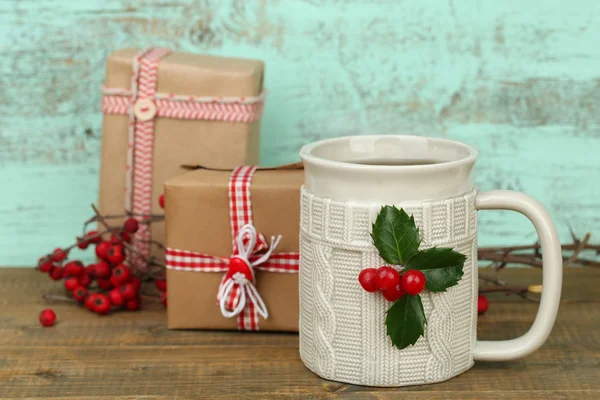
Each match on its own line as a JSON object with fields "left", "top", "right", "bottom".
{"left": 299, "top": 187, "right": 478, "bottom": 387}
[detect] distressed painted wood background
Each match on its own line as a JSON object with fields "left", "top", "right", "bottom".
{"left": 0, "top": 0, "right": 599, "bottom": 266}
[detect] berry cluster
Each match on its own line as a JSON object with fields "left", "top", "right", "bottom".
{"left": 358, "top": 266, "right": 426, "bottom": 301}
{"left": 36, "top": 197, "right": 167, "bottom": 325}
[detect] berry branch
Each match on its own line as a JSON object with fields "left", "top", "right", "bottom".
{"left": 35, "top": 197, "right": 168, "bottom": 325}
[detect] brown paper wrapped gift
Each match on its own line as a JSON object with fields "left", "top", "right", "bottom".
{"left": 164, "top": 165, "right": 303, "bottom": 331}
{"left": 98, "top": 48, "right": 264, "bottom": 265}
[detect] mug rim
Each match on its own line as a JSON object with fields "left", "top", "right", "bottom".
{"left": 300, "top": 134, "right": 478, "bottom": 172}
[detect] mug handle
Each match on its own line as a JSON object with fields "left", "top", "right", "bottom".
{"left": 473, "top": 190, "right": 563, "bottom": 361}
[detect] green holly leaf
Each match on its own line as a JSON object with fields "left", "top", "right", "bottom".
{"left": 385, "top": 294, "right": 426, "bottom": 350}
{"left": 371, "top": 206, "right": 420, "bottom": 265}
{"left": 405, "top": 248, "right": 466, "bottom": 292}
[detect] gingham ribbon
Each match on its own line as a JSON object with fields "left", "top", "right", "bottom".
{"left": 165, "top": 166, "right": 300, "bottom": 331}
{"left": 101, "top": 48, "right": 265, "bottom": 269}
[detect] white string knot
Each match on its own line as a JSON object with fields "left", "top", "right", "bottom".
{"left": 217, "top": 224, "right": 282, "bottom": 320}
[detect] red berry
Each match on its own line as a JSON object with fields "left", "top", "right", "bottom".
{"left": 125, "top": 297, "right": 140, "bottom": 311}
{"left": 93, "top": 294, "right": 111, "bottom": 315}
{"left": 382, "top": 283, "right": 405, "bottom": 302}
{"left": 109, "top": 288, "right": 124, "bottom": 306}
{"left": 86, "top": 230, "right": 102, "bottom": 244}
{"left": 85, "top": 293, "right": 98, "bottom": 311}
{"left": 64, "top": 276, "right": 79, "bottom": 291}
{"left": 49, "top": 266, "right": 64, "bottom": 281}
{"left": 375, "top": 266, "right": 400, "bottom": 291}
{"left": 97, "top": 279, "right": 113, "bottom": 290}
{"left": 72, "top": 286, "right": 88, "bottom": 302}
{"left": 112, "top": 264, "right": 131, "bottom": 284}
{"left": 76, "top": 238, "right": 89, "bottom": 250}
{"left": 358, "top": 268, "right": 378, "bottom": 292}
{"left": 123, "top": 217, "right": 139, "bottom": 234}
{"left": 39, "top": 261, "right": 54, "bottom": 273}
{"left": 39, "top": 309, "right": 56, "bottom": 327}
{"left": 64, "top": 260, "right": 84, "bottom": 277}
{"left": 120, "top": 232, "right": 132, "bottom": 243}
{"left": 84, "top": 264, "right": 96, "bottom": 277}
{"left": 78, "top": 273, "right": 92, "bottom": 288}
{"left": 120, "top": 282, "right": 137, "bottom": 300}
{"left": 110, "top": 275, "right": 121, "bottom": 288}
{"left": 51, "top": 248, "right": 68, "bottom": 262}
{"left": 402, "top": 270, "right": 427, "bottom": 295}
{"left": 158, "top": 194, "right": 165, "bottom": 209}
{"left": 106, "top": 245, "right": 126, "bottom": 265}
{"left": 94, "top": 261, "right": 111, "bottom": 279}
{"left": 161, "top": 292, "right": 167, "bottom": 307}
{"left": 155, "top": 278, "right": 167, "bottom": 292}
{"left": 130, "top": 276, "right": 141, "bottom": 292}
{"left": 478, "top": 295, "right": 489, "bottom": 315}
{"left": 95, "top": 241, "right": 112, "bottom": 260}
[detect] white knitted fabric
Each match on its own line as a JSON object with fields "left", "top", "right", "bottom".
{"left": 299, "top": 187, "right": 478, "bottom": 387}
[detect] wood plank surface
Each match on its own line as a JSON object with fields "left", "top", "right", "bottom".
{"left": 1, "top": 1, "right": 600, "bottom": 265}
{"left": 0, "top": 267, "right": 598, "bottom": 399}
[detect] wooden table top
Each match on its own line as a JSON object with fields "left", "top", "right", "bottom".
{"left": 0, "top": 267, "right": 598, "bottom": 399}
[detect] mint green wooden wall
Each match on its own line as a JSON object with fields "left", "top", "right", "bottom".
{"left": 1, "top": 0, "right": 599, "bottom": 266}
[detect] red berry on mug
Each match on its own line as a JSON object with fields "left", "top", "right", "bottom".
{"left": 94, "top": 261, "right": 111, "bottom": 279}
{"left": 382, "top": 283, "right": 405, "bottom": 302}
{"left": 358, "top": 268, "right": 378, "bottom": 292}
{"left": 375, "top": 266, "right": 400, "bottom": 291}
{"left": 155, "top": 279, "right": 167, "bottom": 292}
{"left": 123, "top": 217, "right": 139, "bottom": 234}
{"left": 49, "top": 266, "right": 64, "bottom": 281}
{"left": 478, "top": 295, "right": 489, "bottom": 315}
{"left": 109, "top": 288, "right": 124, "bottom": 306}
{"left": 112, "top": 264, "right": 131, "bottom": 284}
{"left": 72, "top": 286, "right": 88, "bottom": 302}
{"left": 106, "top": 245, "right": 126, "bottom": 265}
{"left": 401, "top": 270, "right": 427, "bottom": 295}
{"left": 158, "top": 194, "right": 165, "bottom": 209}
{"left": 64, "top": 276, "right": 79, "bottom": 291}
{"left": 93, "top": 294, "right": 111, "bottom": 315}
{"left": 95, "top": 241, "right": 112, "bottom": 260}
{"left": 39, "top": 309, "right": 56, "bottom": 327}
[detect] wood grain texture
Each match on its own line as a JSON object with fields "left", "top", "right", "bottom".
{"left": 1, "top": 0, "right": 600, "bottom": 265}
{"left": 0, "top": 267, "right": 599, "bottom": 398}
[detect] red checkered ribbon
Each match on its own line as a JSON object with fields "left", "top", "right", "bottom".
{"left": 101, "top": 48, "right": 265, "bottom": 269}
{"left": 165, "top": 166, "right": 300, "bottom": 331}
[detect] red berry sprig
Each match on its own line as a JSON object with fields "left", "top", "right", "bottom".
{"left": 361, "top": 206, "right": 467, "bottom": 350}
{"left": 35, "top": 202, "right": 168, "bottom": 320}
{"left": 477, "top": 295, "right": 489, "bottom": 315}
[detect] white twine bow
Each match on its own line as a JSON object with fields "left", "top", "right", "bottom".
{"left": 217, "top": 224, "right": 282, "bottom": 319}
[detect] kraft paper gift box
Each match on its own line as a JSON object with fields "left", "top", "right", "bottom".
{"left": 164, "top": 165, "right": 303, "bottom": 331}
{"left": 98, "top": 48, "right": 264, "bottom": 266}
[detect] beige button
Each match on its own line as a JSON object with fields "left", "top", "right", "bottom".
{"left": 133, "top": 98, "right": 157, "bottom": 121}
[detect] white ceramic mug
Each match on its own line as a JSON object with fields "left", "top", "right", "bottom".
{"left": 298, "top": 135, "right": 562, "bottom": 387}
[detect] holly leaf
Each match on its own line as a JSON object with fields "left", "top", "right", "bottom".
{"left": 385, "top": 294, "right": 426, "bottom": 350}
{"left": 371, "top": 206, "right": 420, "bottom": 265}
{"left": 405, "top": 248, "right": 466, "bottom": 292}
